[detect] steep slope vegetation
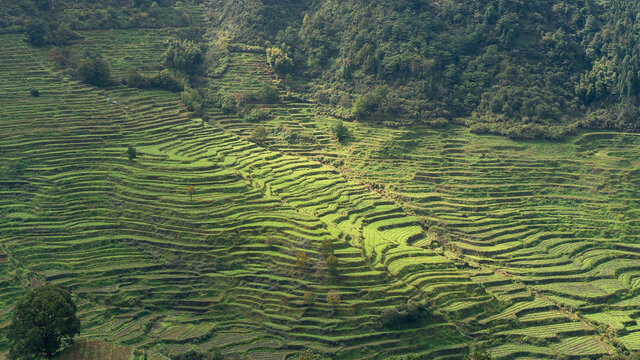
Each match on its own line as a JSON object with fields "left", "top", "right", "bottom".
{"left": 206, "top": 0, "right": 640, "bottom": 138}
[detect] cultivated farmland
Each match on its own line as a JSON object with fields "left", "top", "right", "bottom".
{"left": 1, "top": 6, "right": 640, "bottom": 360}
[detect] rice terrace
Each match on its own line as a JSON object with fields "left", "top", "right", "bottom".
{"left": 1, "top": 0, "right": 640, "bottom": 359}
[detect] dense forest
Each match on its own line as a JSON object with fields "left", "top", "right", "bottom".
{"left": 0, "top": 0, "right": 195, "bottom": 31}
{"left": 208, "top": 0, "right": 640, "bottom": 139}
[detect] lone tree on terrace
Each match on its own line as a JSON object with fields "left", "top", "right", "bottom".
{"left": 6, "top": 284, "right": 81, "bottom": 360}
{"left": 127, "top": 145, "right": 137, "bottom": 161}
{"left": 187, "top": 185, "right": 196, "bottom": 202}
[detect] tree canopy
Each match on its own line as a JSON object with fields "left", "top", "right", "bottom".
{"left": 6, "top": 284, "right": 81, "bottom": 360}
{"left": 208, "top": 0, "right": 640, "bottom": 138}
{"left": 77, "top": 54, "right": 112, "bottom": 87}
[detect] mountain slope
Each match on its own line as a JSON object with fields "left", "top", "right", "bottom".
{"left": 207, "top": 0, "right": 640, "bottom": 138}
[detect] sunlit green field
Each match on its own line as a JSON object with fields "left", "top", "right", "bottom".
{"left": 1, "top": 21, "right": 639, "bottom": 360}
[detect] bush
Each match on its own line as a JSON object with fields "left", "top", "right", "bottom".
{"left": 352, "top": 86, "right": 389, "bottom": 120}
{"left": 266, "top": 47, "right": 293, "bottom": 75}
{"left": 78, "top": 55, "right": 112, "bottom": 87}
{"left": 250, "top": 126, "right": 268, "bottom": 144}
{"left": 30, "top": 88, "right": 40, "bottom": 97}
{"left": 284, "top": 130, "right": 315, "bottom": 144}
{"left": 150, "top": 70, "right": 184, "bottom": 92}
{"left": 302, "top": 291, "right": 314, "bottom": 306}
{"left": 182, "top": 89, "right": 204, "bottom": 115}
{"left": 163, "top": 38, "right": 204, "bottom": 74}
{"left": 296, "top": 350, "right": 318, "bottom": 360}
{"left": 220, "top": 95, "right": 236, "bottom": 114}
{"left": 244, "top": 108, "right": 272, "bottom": 122}
{"left": 325, "top": 254, "right": 339, "bottom": 276}
{"left": 125, "top": 67, "right": 150, "bottom": 89}
{"left": 48, "top": 48, "right": 67, "bottom": 64}
{"left": 326, "top": 290, "right": 340, "bottom": 307}
{"left": 54, "top": 23, "right": 80, "bottom": 45}
{"left": 320, "top": 238, "right": 334, "bottom": 255}
{"left": 332, "top": 122, "right": 350, "bottom": 144}
{"left": 296, "top": 251, "right": 308, "bottom": 268}
{"left": 254, "top": 85, "right": 280, "bottom": 104}
{"left": 25, "top": 18, "right": 51, "bottom": 46}
{"left": 427, "top": 117, "right": 449, "bottom": 128}
{"left": 467, "top": 349, "right": 492, "bottom": 360}
{"left": 126, "top": 68, "right": 184, "bottom": 92}
{"left": 379, "top": 300, "right": 430, "bottom": 328}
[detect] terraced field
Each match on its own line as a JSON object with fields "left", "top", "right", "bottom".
{"left": 207, "top": 52, "right": 640, "bottom": 358}
{"left": 0, "top": 32, "right": 466, "bottom": 359}
{"left": 2, "top": 16, "right": 640, "bottom": 360}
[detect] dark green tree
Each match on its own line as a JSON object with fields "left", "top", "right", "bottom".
{"left": 250, "top": 126, "right": 268, "bottom": 144}
{"left": 181, "top": 89, "right": 204, "bottom": 115}
{"left": 77, "top": 55, "right": 112, "bottom": 87}
{"left": 25, "top": 19, "right": 51, "bottom": 47}
{"left": 163, "top": 38, "right": 204, "bottom": 74}
{"left": 332, "top": 122, "right": 350, "bottom": 144}
{"left": 127, "top": 145, "right": 137, "bottom": 161}
{"left": 54, "top": 23, "right": 80, "bottom": 46}
{"left": 255, "top": 85, "right": 280, "bottom": 104}
{"left": 6, "top": 284, "right": 81, "bottom": 360}
{"left": 266, "top": 47, "right": 293, "bottom": 75}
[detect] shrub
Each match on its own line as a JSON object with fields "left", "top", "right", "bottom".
{"left": 332, "top": 122, "right": 350, "bottom": 144}
{"left": 150, "top": 70, "right": 184, "bottom": 92}
{"left": 220, "top": 96, "right": 236, "bottom": 114}
{"left": 379, "top": 300, "right": 429, "bottom": 328}
{"left": 125, "top": 67, "right": 150, "bottom": 89}
{"left": 467, "top": 349, "right": 492, "bottom": 360}
{"left": 48, "top": 48, "right": 67, "bottom": 64}
{"left": 30, "top": 88, "right": 40, "bottom": 97}
{"left": 352, "top": 87, "right": 388, "bottom": 120}
{"left": 182, "top": 89, "right": 204, "bottom": 115}
{"left": 54, "top": 23, "right": 80, "bottom": 46}
{"left": 250, "top": 126, "right": 268, "bottom": 144}
{"left": 254, "top": 85, "right": 280, "bottom": 104}
{"left": 326, "top": 290, "right": 340, "bottom": 307}
{"left": 266, "top": 47, "right": 293, "bottom": 75}
{"left": 127, "top": 145, "right": 137, "bottom": 161}
{"left": 244, "top": 108, "right": 272, "bottom": 122}
{"left": 320, "top": 238, "right": 334, "bottom": 255}
{"left": 427, "top": 117, "right": 449, "bottom": 128}
{"left": 125, "top": 69, "right": 185, "bottom": 92}
{"left": 325, "top": 255, "right": 338, "bottom": 276}
{"left": 265, "top": 236, "right": 278, "bottom": 248}
{"left": 78, "top": 55, "right": 112, "bottom": 87}
{"left": 296, "top": 350, "right": 318, "bottom": 360}
{"left": 171, "top": 349, "right": 224, "bottom": 360}
{"left": 302, "top": 291, "right": 314, "bottom": 306}
{"left": 296, "top": 251, "right": 308, "bottom": 268}
{"left": 163, "top": 38, "right": 204, "bottom": 74}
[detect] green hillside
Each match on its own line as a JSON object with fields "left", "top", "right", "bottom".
{"left": 209, "top": 0, "right": 640, "bottom": 138}
{"left": 0, "top": 1, "right": 639, "bottom": 360}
